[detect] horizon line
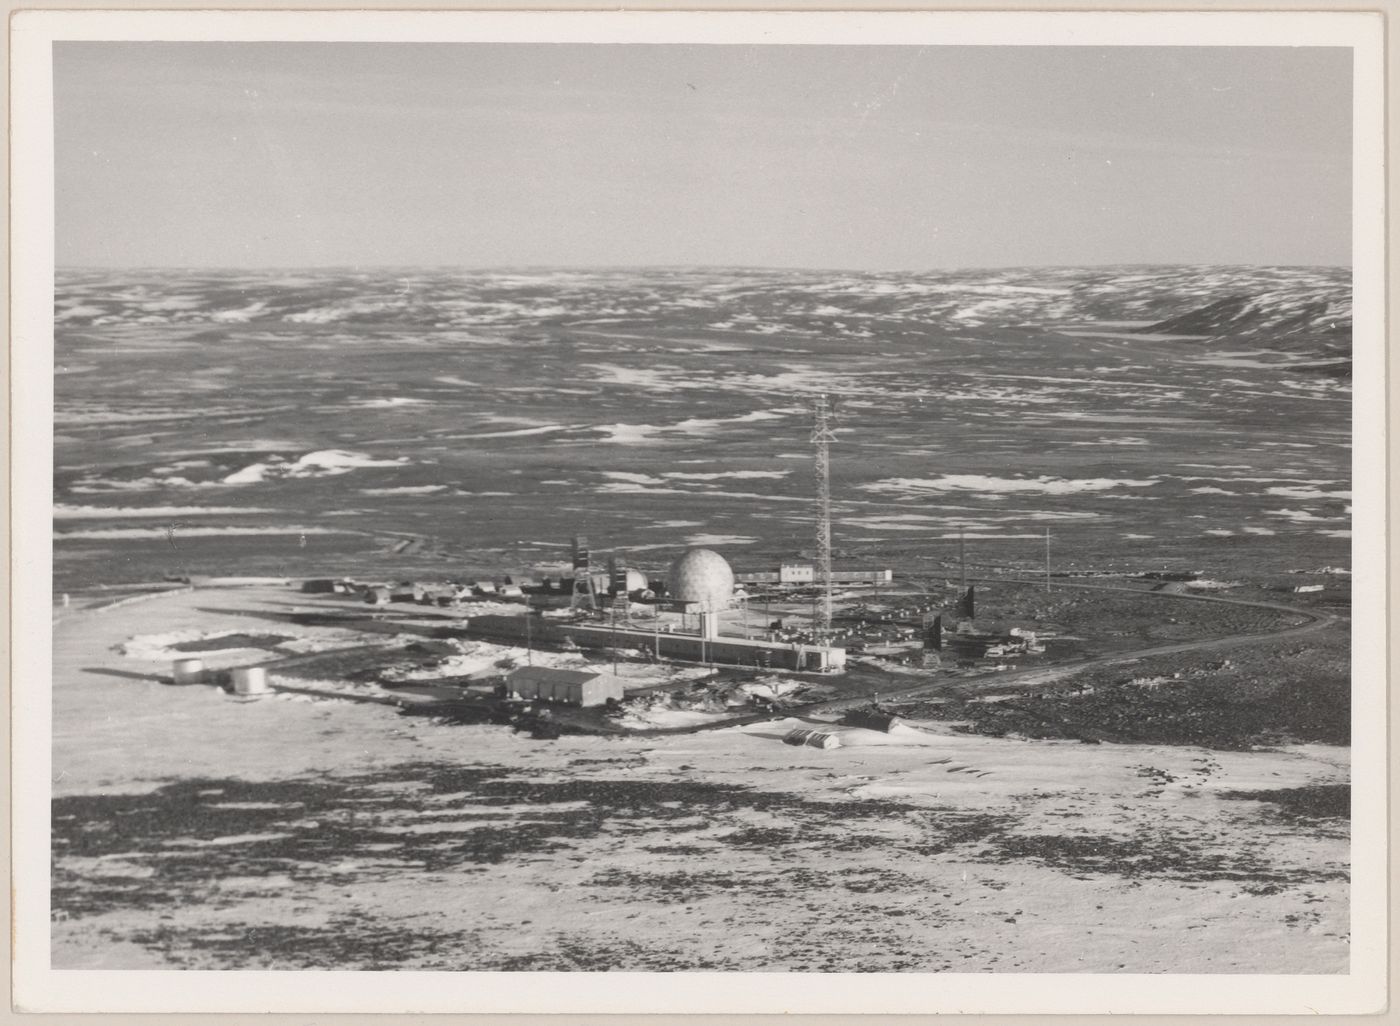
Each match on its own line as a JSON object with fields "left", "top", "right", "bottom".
{"left": 54, "top": 260, "right": 1355, "bottom": 275}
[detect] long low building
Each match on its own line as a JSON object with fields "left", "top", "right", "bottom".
{"left": 467, "top": 614, "right": 846, "bottom": 672}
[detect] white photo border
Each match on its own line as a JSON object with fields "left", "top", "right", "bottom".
{"left": 10, "top": 8, "right": 1387, "bottom": 1015}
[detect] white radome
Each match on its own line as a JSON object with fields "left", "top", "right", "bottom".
{"left": 666, "top": 548, "right": 735, "bottom": 609}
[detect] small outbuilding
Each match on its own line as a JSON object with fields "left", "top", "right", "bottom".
{"left": 840, "top": 708, "right": 902, "bottom": 733}
{"left": 783, "top": 727, "right": 842, "bottom": 750}
{"left": 505, "top": 666, "right": 627, "bottom": 707}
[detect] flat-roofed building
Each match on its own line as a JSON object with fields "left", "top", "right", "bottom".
{"left": 780, "top": 563, "right": 815, "bottom": 584}
{"left": 735, "top": 565, "right": 892, "bottom": 586}
{"left": 505, "top": 666, "right": 627, "bottom": 707}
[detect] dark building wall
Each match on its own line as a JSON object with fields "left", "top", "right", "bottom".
{"left": 467, "top": 615, "right": 842, "bottom": 671}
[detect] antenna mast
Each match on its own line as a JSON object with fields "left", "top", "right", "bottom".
{"left": 812, "top": 393, "right": 837, "bottom": 634}
{"left": 570, "top": 534, "right": 597, "bottom": 612}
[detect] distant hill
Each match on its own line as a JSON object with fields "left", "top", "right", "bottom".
{"left": 1137, "top": 290, "right": 1349, "bottom": 347}
{"left": 54, "top": 264, "right": 1351, "bottom": 366}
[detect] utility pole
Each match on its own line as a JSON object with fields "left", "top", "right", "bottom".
{"left": 812, "top": 393, "right": 837, "bottom": 635}
{"left": 959, "top": 530, "right": 967, "bottom": 591}
{"left": 1045, "top": 528, "right": 1051, "bottom": 593}
{"left": 611, "top": 598, "right": 619, "bottom": 675}
{"left": 524, "top": 593, "right": 533, "bottom": 667}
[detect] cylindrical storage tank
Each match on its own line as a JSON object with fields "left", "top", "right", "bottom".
{"left": 230, "top": 667, "right": 270, "bottom": 696}
{"left": 171, "top": 658, "right": 206, "bottom": 685}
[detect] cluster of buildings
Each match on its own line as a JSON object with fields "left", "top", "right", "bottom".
{"left": 299, "top": 529, "right": 1053, "bottom": 708}
{"left": 301, "top": 577, "right": 524, "bottom": 606}
{"left": 468, "top": 546, "right": 853, "bottom": 673}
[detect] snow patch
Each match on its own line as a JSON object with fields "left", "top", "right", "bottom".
{"left": 58, "top": 526, "right": 351, "bottom": 540}
{"left": 358, "top": 486, "right": 448, "bottom": 496}
{"left": 663, "top": 471, "right": 789, "bottom": 481}
{"left": 1265, "top": 486, "right": 1352, "bottom": 500}
{"left": 54, "top": 504, "right": 280, "bottom": 519}
{"left": 224, "top": 449, "right": 408, "bottom": 485}
{"left": 864, "top": 475, "right": 1159, "bottom": 496}
{"left": 350, "top": 398, "right": 432, "bottom": 409}
{"left": 1265, "top": 509, "right": 1345, "bottom": 524}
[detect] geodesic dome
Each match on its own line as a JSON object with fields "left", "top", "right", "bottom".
{"left": 666, "top": 548, "right": 735, "bottom": 609}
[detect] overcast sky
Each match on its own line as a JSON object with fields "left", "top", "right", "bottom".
{"left": 54, "top": 43, "right": 1352, "bottom": 270}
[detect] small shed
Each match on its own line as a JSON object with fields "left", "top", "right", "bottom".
{"left": 783, "top": 727, "right": 842, "bottom": 750}
{"left": 505, "top": 666, "right": 626, "bottom": 707}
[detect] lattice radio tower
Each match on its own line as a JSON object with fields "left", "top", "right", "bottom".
{"left": 811, "top": 393, "right": 838, "bottom": 634}
{"left": 570, "top": 534, "right": 597, "bottom": 612}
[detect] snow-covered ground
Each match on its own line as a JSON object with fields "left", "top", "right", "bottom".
{"left": 50, "top": 585, "right": 1349, "bottom": 973}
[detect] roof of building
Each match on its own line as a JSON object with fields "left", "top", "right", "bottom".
{"left": 505, "top": 665, "right": 627, "bottom": 688}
